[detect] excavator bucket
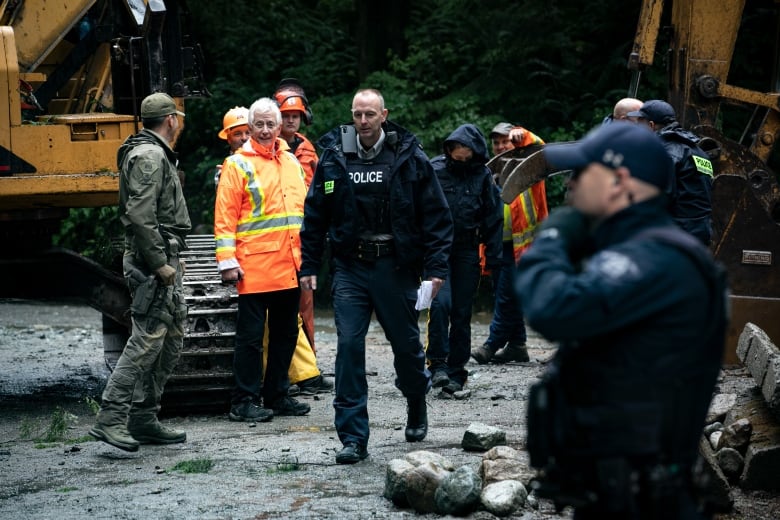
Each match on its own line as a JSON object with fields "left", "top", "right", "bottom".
{"left": 488, "top": 144, "right": 570, "bottom": 203}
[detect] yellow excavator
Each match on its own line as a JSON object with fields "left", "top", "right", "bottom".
{"left": 630, "top": 0, "right": 780, "bottom": 362}
{"left": 497, "top": 0, "right": 780, "bottom": 363}
{"left": 0, "top": 0, "right": 232, "bottom": 412}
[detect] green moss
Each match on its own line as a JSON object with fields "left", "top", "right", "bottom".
{"left": 169, "top": 458, "right": 214, "bottom": 474}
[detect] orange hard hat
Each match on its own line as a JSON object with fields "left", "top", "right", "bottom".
{"left": 218, "top": 106, "right": 249, "bottom": 139}
{"left": 276, "top": 95, "right": 306, "bottom": 114}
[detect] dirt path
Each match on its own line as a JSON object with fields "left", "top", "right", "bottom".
{"left": 0, "top": 300, "right": 564, "bottom": 519}
{"left": 1, "top": 300, "right": 778, "bottom": 519}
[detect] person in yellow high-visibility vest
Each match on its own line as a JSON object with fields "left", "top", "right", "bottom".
{"left": 472, "top": 122, "right": 548, "bottom": 364}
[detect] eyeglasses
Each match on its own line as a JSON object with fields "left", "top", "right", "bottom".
{"left": 252, "top": 120, "right": 277, "bottom": 130}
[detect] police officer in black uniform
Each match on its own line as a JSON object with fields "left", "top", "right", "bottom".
{"left": 426, "top": 124, "right": 503, "bottom": 394}
{"left": 299, "top": 88, "right": 453, "bottom": 464}
{"left": 627, "top": 100, "right": 714, "bottom": 245}
{"left": 518, "top": 123, "right": 727, "bottom": 519}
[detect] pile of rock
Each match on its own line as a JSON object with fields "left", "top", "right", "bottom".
{"left": 383, "top": 422, "right": 536, "bottom": 516}
{"left": 696, "top": 322, "right": 780, "bottom": 510}
{"left": 704, "top": 418, "right": 752, "bottom": 481}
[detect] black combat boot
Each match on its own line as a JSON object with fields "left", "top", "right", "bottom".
{"left": 405, "top": 395, "right": 428, "bottom": 442}
{"left": 492, "top": 343, "right": 530, "bottom": 363}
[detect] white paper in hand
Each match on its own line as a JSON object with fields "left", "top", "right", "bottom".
{"left": 415, "top": 280, "right": 434, "bottom": 310}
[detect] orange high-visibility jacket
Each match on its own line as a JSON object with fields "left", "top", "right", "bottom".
{"left": 292, "top": 132, "right": 318, "bottom": 189}
{"left": 504, "top": 127, "right": 548, "bottom": 263}
{"left": 214, "top": 138, "right": 307, "bottom": 295}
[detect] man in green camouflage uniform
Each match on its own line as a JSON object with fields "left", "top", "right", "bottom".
{"left": 89, "top": 93, "right": 191, "bottom": 452}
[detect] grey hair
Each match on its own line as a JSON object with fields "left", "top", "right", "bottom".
{"left": 248, "top": 97, "right": 282, "bottom": 126}
{"left": 353, "top": 89, "right": 385, "bottom": 111}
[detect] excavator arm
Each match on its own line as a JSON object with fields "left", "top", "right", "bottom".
{"left": 497, "top": 0, "right": 780, "bottom": 361}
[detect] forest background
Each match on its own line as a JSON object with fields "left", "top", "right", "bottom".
{"left": 55, "top": 0, "right": 776, "bottom": 304}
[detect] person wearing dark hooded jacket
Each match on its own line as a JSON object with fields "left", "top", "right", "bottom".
{"left": 89, "top": 93, "right": 191, "bottom": 452}
{"left": 425, "top": 124, "right": 503, "bottom": 394}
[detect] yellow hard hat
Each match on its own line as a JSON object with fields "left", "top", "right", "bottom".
{"left": 218, "top": 106, "right": 249, "bottom": 140}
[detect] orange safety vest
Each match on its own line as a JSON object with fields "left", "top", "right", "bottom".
{"left": 214, "top": 138, "right": 307, "bottom": 295}
{"left": 505, "top": 127, "right": 547, "bottom": 262}
{"left": 293, "top": 132, "right": 318, "bottom": 189}
{"left": 505, "top": 181, "right": 548, "bottom": 262}
{"left": 481, "top": 127, "right": 548, "bottom": 273}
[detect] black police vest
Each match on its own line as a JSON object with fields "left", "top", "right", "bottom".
{"left": 346, "top": 146, "right": 394, "bottom": 235}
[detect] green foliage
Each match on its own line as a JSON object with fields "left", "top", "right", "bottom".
{"left": 53, "top": 0, "right": 777, "bottom": 246}
{"left": 19, "top": 407, "right": 78, "bottom": 443}
{"left": 84, "top": 396, "right": 100, "bottom": 416}
{"left": 53, "top": 207, "right": 123, "bottom": 266}
{"left": 173, "top": 0, "right": 653, "bottom": 229}
{"left": 19, "top": 417, "right": 38, "bottom": 440}
{"left": 169, "top": 458, "right": 214, "bottom": 474}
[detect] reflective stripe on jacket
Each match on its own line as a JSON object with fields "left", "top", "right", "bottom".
{"left": 504, "top": 127, "right": 547, "bottom": 263}
{"left": 506, "top": 181, "right": 549, "bottom": 262}
{"left": 214, "top": 138, "right": 307, "bottom": 294}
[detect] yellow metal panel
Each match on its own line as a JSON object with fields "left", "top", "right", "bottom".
{"left": 669, "top": 0, "right": 746, "bottom": 125}
{"left": 630, "top": 0, "right": 665, "bottom": 68}
{"left": 0, "top": 172, "right": 119, "bottom": 210}
{"left": 10, "top": 122, "right": 135, "bottom": 175}
{"left": 0, "top": 26, "right": 21, "bottom": 144}
{"left": 13, "top": 0, "right": 97, "bottom": 71}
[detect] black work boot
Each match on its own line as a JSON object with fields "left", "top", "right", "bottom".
{"left": 492, "top": 343, "right": 530, "bottom": 363}
{"left": 470, "top": 343, "right": 496, "bottom": 364}
{"left": 431, "top": 369, "right": 450, "bottom": 388}
{"left": 405, "top": 396, "right": 428, "bottom": 442}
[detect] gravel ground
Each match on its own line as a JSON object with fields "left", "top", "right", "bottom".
{"left": 0, "top": 299, "right": 778, "bottom": 519}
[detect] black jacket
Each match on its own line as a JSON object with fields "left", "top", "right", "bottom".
{"left": 300, "top": 120, "right": 453, "bottom": 280}
{"left": 658, "top": 122, "right": 713, "bottom": 244}
{"left": 517, "top": 197, "right": 725, "bottom": 464}
{"left": 430, "top": 124, "right": 502, "bottom": 268}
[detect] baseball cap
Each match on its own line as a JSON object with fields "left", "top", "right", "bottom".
{"left": 626, "top": 99, "right": 676, "bottom": 124}
{"left": 543, "top": 122, "right": 674, "bottom": 191}
{"left": 140, "top": 92, "right": 185, "bottom": 118}
{"left": 490, "top": 122, "right": 514, "bottom": 138}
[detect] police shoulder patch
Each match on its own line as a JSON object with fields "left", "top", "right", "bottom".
{"left": 593, "top": 251, "right": 640, "bottom": 280}
{"left": 692, "top": 155, "right": 713, "bottom": 177}
{"left": 136, "top": 158, "right": 159, "bottom": 184}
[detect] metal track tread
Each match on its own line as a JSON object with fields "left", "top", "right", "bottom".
{"left": 162, "top": 234, "right": 237, "bottom": 414}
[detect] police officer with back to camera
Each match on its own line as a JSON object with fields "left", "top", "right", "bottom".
{"left": 90, "top": 93, "right": 191, "bottom": 452}
{"left": 517, "top": 122, "right": 727, "bottom": 519}
{"left": 627, "top": 99, "right": 714, "bottom": 245}
{"left": 299, "top": 88, "right": 453, "bottom": 465}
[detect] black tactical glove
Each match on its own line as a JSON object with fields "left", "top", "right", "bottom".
{"left": 536, "top": 206, "right": 590, "bottom": 258}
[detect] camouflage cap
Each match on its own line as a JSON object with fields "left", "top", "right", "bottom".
{"left": 141, "top": 93, "right": 185, "bottom": 118}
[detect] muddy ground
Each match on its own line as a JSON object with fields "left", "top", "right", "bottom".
{"left": 1, "top": 299, "right": 778, "bottom": 519}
